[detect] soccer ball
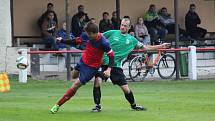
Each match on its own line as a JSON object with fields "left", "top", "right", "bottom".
{"left": 16, "top": 56, "right": 29, "bottom": 69}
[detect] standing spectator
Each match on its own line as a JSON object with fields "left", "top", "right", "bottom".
{"left": 41, "top": 11, "right": 58, "bottom": 50}
{"left": 37, "top": 3, "right": 58, "bottom": 30}
{"left": 71, "top": 12, "right": 86, "bottom": 37}
{"left": 185, "top": 4, "right": 207, "bottom": 38}
{"left": 135, "top": 17, "right": 150, "bottom": 45}
{"left": 71, "top": 5, "right": 90, "bottom": 34}
{"left": 99, "top": 12, "right": 113, "bottom": 33}
{"left": 111, "top": 11, "right": 121, "bottom": 30}
{"left": 144, "top": 4, "right": 167, "bottom": 45}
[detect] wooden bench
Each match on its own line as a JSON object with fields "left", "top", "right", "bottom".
{"left": 14, "top": 36, "right": 43, "bottom": 47}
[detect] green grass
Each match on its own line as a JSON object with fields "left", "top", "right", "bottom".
{"left": 0, "top": 78, "right": 215, "bottom": 121}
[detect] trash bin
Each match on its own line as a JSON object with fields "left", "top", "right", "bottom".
{"left": 179, "top": 51, "right": 188, "bottom": 76}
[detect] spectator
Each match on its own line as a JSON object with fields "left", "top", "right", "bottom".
{"left": 56, "top": 21, "right": 75, "bottom": 49}
{"left": 71, "top": 11, "right": 86, "bottom": 37}
{"left": 111, "top": 11, "right": 121, "bottom": 30}
{"left": 159, "top": 7, "right": 188, "bottom": 36}
{"left": 99, "top": 12, "right": 113, "bottom": 33}
{"left": 123, "top": 16, "right": 135, "bottom": 36}
{"left": 135, "top": 17, "right": 150, "bottom": 45}
{"left": 41, "top": 11, "right": 58, "bottom": 50}
{"left": 144, "top": 4, "right": 167, "bottom": 45}
{"left": 71, "top": 5, "right": 90, "bottom": 34}
{"left": 37, "top": 3, "right": 58, "bottom": 30}
{"left": 90, "top": 18, "right": 96, "bottom": 23}
{"left": 185, "top": 4, "right": 207, "bottom": 38}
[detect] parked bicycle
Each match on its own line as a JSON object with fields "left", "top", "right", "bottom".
{"left": 128, "top": 50, "right": 176, "bottom": 81}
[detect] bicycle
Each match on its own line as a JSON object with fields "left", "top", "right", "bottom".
{"left": 128, "top": 50, "right": 176, "bottom": 81}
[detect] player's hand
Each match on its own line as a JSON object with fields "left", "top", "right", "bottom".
{"left": 103, "top": 67, "right": 111, "bottom": 78}
{"left": 161, "top": 43, "right": 171, "bottom": 48}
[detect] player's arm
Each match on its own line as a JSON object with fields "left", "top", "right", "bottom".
{"left": 102, "top": 40, "right": 115, "bottom": 77}
{"left": 58, "top": 32, "right": 87, "bottom": 45}
{"left": 136, "top": 41, "right": 170, "bottom": 51}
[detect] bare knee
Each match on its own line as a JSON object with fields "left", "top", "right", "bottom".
{"left": 120, "top": 84, "right": 130, "bottom": 94}
{"left": 71, "top": 70, "right": 79, "bottom": 79}
{"left": 94, "top": 77, "right": 102, "bottom": 87}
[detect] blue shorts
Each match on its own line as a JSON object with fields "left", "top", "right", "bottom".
{"left": 74, "top": 59, "right": 98, "bottom": 85}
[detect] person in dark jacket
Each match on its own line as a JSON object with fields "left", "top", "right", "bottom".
{"left": 37, "top": 3, "right": 58, "bottom": 30}
{"left": 99, "top": 12, "right": 113, "bottom": 33}
{"left": 185, "top": 4, "right": 207, "bottom": 38}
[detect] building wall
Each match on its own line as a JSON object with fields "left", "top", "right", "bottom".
{"left": 0, "top": 0, "right": 12, "bottom": 72}
{"left": 13, "top": 0, "right": 215, "bottom": 36}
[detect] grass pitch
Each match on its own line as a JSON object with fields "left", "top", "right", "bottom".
{"left": 0, "top": 78, "right": 215, "bottom": 121}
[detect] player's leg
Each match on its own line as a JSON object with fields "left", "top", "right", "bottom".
{"left": 120, "top": 84, "right": 146, "bottom": 111}
{"left": 51, "top": 59, "right": 98, "bottom": 114}
{"left": 92, "top": 77, "right": 103, "bottom": 112}
{"left": 110, "top": 67, "right": 146, "bottom": 111}
{"left": 50, "top": 79, "right": 82, "bottom": 114}
{"left": 92, "top": 66, "right": 108, "bottom": 112}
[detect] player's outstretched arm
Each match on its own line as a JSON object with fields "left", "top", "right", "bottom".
{"left": 136, "top": 42, "right": 171, "bottom": 51}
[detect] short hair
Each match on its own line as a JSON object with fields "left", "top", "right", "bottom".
{"left": 103, "top": 12, "right": 109, "bottom": 16}
{"left": 149, "top": 4, "right": 155, "bottom": 8}
{"left": 47, "top": 3, "right": 54, "bottom": 7}
{"left": 190, "top": 4, "right": 195, "bottom": 8}
{"left": 161, "top": 7, "right": 167, "bottom": 10}
{"left": 78, "top": 5, "right": 84, "bottom": 9}
{"left": 121, "top": 18, "right": 131, "bottom": 26}
{"left": 84, "top": 22, "right": 99, "bottom": 34}
{"left": 123, "top": 16, "right": 130, "bottom": 19}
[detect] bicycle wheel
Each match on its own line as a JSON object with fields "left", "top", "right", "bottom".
{"left": 129, "top": 56, "right": 148, "bottom": 81}
{"left": 122, "top": 59, "right": 131, "bottom": 80}
{"left": 157, "top": 54, "right": 176, "bottom": 79}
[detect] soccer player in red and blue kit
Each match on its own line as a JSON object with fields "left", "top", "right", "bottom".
{"left": 50, "top": 22, "right": 114, "bottom": 114}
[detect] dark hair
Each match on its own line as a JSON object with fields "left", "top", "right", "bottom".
{"left": 161, "top": 7, "right": 167, "bottom": 10}
{"left": 149, "top": 4, "right": 155, "bottom": 8}
{"left": 47, "top": 3, "right": 54, "bottom": 7}
{"left": 78, "top": 5, "right": 84, "bottom": 9}
{"left": 123, "top": 16, "right": 130, "bottom": 19}
{"left": 190, "top": 4, "right": 195, "bottom": 8}
{"left": 85, "top": 22, "right": 99, "bottom": 34}
{"left": 103, "top": 12, "right": 109, "bottom": 16}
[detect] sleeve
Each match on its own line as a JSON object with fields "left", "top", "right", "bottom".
{"left": 102, "top": 39, "right": 114, "bottom": 67}
{"left": 136, "top": 41, "right": 146, "bottom": 49}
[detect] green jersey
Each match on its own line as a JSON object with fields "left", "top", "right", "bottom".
{"left": 102, "top": 30, "right": 138, "bottom": 68}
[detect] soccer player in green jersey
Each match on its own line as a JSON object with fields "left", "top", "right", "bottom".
{"left": 92, "top": 18, "right": 170, "bottom": 112}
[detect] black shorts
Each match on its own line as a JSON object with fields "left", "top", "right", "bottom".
{"left": 96, "top": 65, "right": 127, "bottom": 86}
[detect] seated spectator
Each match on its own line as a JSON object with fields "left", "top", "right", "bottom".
{"left": 144, "top": 4, "right": 167, "bottom": 44}
{"left": 185, "top": 4, "right": 207, "bottom": 39}
{"left": 99, "top": 12, "right": 113, "bottom": 33}
{"left": 90, "top": 18, "right": 96, "bottom": 23}
{"left": 159, "top": 7, "right": 188, "bottom": 36}
{"left": 111, "top": 11, "right": 121, "bottom": 30}
{"left": 135, "top": 17, "right": 150, "bottom": 45}
{"left": 37, "top": 3, "right": 58, "bottom": 30}
{"left": 56, "top": 21, "right": 75, "bottom": 49}
{"left": 41, "top": 11, "right": 58, "bottom": 50}
{"left": 123, "top": 16, "right": 135, "bottom": 36}
{"left": 71, "top": 11, "right": 86, "bottom": 37}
